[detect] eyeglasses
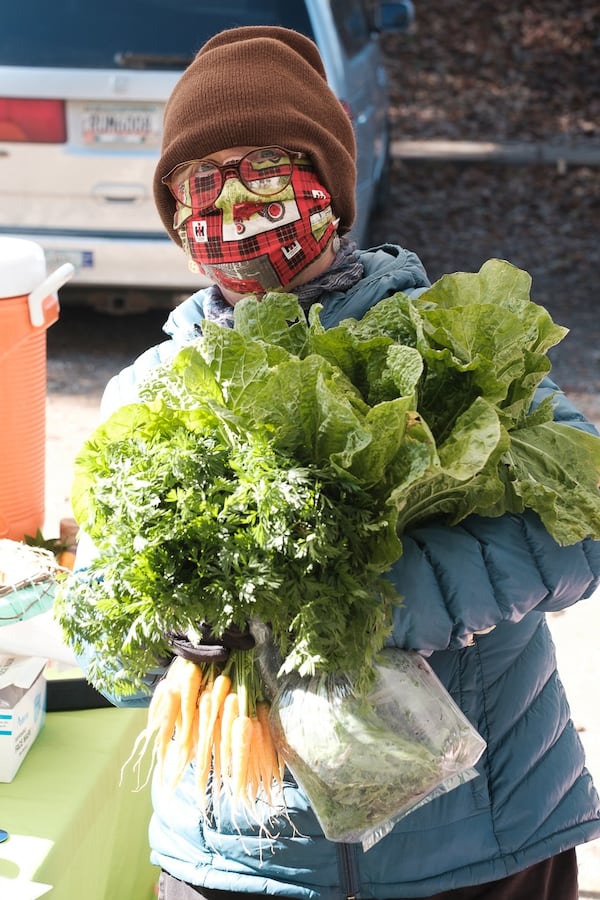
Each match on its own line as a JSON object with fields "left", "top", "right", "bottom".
{"left": 161, "top": 146, "right": 306, "bottom": 212}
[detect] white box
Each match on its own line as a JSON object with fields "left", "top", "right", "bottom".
{"left": 0, "top": 656, "right": 47, "bottom": 782}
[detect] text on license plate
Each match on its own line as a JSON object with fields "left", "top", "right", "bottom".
{"left": 81, "top": 104, "right": 163, "bottom": 146}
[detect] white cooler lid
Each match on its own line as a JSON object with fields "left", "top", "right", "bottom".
{"left": 0, "top": 237, "right": 47, "bottom": 298}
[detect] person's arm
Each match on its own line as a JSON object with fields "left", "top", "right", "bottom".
{"left": 386, "top": 510, "right": 600, "bottom": 653}
{"left": 533, "top": 374, "right": 599, "bottom": 436}
{"left": 100, "top": 339, "right": 178, "bottom": 415}
{"left": 99, "top": 288, "right": 209, "bottom": 415}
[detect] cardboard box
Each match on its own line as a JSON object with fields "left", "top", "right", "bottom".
{"left": 0, "top": 656, "right": 46, "bottom": 782}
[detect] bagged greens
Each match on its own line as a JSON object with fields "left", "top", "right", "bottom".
{"left": 266, "top": 647, "right": 486, "bottom": 849}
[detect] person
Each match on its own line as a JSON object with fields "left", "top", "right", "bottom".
{"left": 72, "top": 25, "right": 600, "bottom": 900}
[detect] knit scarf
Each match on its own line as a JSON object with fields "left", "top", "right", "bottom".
{"left": 201, "top": 237, "right": 364, "bottom": 328}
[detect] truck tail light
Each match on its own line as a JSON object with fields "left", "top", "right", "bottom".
{"left": 0, "top": 98, "right": 66, "bottom": 143}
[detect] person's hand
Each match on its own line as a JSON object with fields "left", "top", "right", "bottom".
{"left": 166, "top": 621, "right": 255, "bottom": 663}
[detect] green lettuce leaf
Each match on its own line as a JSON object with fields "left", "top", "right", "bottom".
{"left": 504, "top": 421, "right": 600, "bottom": 544}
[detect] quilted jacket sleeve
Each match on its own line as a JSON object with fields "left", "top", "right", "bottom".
{"left": 386, "top": 376, "right": 600, "bottom": 652}
{"left": 100, "top": 339, "right": 178, "bottom": 417}
{"left": 99, "top": 290, "right": 210, "bottom": 416}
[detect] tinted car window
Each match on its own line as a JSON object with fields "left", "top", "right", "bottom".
{"left": 1, "top": 1, "right": 314, "bottom": 68}
{"left": 331, "top": 0, "right": 371, "bottom": 56}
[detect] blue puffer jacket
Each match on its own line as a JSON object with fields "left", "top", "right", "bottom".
{"left": 81, "top": 244, "right": 600, "bottom": 898}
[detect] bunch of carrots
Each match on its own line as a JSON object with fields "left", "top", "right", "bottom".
{"left": 124, "top": 647, "right": 286, "bottom": 821}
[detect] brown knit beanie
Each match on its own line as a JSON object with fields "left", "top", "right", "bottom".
{"left": 154, "top": 25, "right": 357, "bottom": 245}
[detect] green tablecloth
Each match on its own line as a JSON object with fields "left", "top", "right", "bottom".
{"left": 0, "top": 706, "right": 158, "bottom": 900}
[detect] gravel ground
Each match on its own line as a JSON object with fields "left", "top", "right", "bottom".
{"left": 383, "top": 1, "right": 600, "bottom": 146}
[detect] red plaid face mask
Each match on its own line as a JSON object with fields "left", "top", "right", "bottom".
{"left": 175, "top": 164, "right": 338, "bottom": 295}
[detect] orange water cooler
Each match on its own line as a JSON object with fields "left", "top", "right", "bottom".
{"left": 0, "top": 237, "right": 74, "bottom": 541}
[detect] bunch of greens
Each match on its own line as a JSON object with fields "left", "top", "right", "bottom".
{"left": 59, "top": 411, "right": 397, "bottom": 695}
{"left": 57, "top": 259, "right": 600, "bottom": 696}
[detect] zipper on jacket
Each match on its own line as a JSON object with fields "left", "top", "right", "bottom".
{"left": 337, "top": 842, "right": 362, "bottom": 900}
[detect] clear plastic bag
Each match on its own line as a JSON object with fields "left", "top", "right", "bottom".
{"left": 265, "top": 646, "right": 486, "bottom": 849}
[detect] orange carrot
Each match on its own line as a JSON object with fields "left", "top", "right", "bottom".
{"left": 177, "top": 659, "right": 203, "bottom": 745}
{"left": 205, "top": 674, "right": 229, "bottom": 799}
{"left": 230, "top": 714, "right": 253, "bottom": 810}
{"left": 219, "top": 690, "right": 239, "bottom": 790}
{"left": 155, "top": 683, "right": 181, "bottom": 780}
{"left": 170, "top": 659, "right": 203, "bottom": 786}
{"left": 205, "top": 672, "right": 231, "bottom": 738}
{"left": 211, "top": 710, "right": 224, "bottom": 810}
{"left": 247, "top": 715, "right": 264, "bottom": 804}
{"left": 254, "top": 703, "right": 280, "bottom": 804}
{"left": 195, "top": 685, "right": 214, "bottom": 803}
{"left": 257, "top": 701, "right": 284, "bottom": 786}
{"left": 146, "top": 676, "right": 169, "bottom": 727}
